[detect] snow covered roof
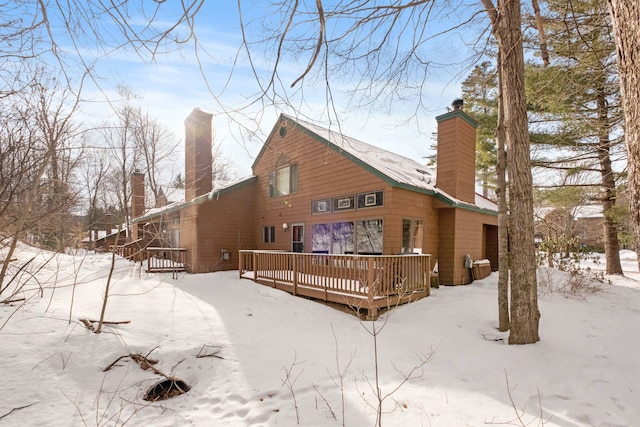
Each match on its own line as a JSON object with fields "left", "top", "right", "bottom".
{"left": 132, "top": 176, "right": 257, "bottom": 224}
{"left": 573, "top": 205, "right": 603, "bottom": 219}
{"left": 534, "top": 205, "right": 604, "bottom": 221}
{"left": 263, "top": 114, "right": 497, "bottom": 215}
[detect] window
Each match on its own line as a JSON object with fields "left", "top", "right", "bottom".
{"left": 402, "top": 218, "right": 423, "bottom": 254}
{"left": 333, "top": 195, "right": 355, "bottom": 211}
{"left": 356, "top": 220, "right": 383, "bottom": 254}
{"left": 263, "top": 226, "right": 275, "bottom": 243}
{"left": 312, "top": 220, "right": 383, "bottom": 254}
{"left": 333, "top": 222, "right": 354, "bottom": 254}
{"left": 269, "top": 163, "right": 298, "bottom": 197}
{"left": 311, "top": 224, "right": 331, "bottom": 253}
{"left": 312, "top": 198, "right": 332, "bottom": 214}
{"left": 357, "top": 190, "right": 384, "bottom": 208}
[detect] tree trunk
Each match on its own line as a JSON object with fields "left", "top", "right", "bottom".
{"left": 607, "top": 0, "right": 640, "bottom": 272}
{"left": 483, "top": 0, "right": 540, "bottom": 344}
{"left": 596, "top": 84, "right": 623, "bottom": 274}
{"left": 496, "top": 54, "right": 510, "bottom": 332}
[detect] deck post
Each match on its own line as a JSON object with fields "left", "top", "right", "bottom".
{"left": 292, "top": 254, "right": 298, "bottom": 296}
{"left": 366, "top": 257, "right": 378, "bottom": 320}
{"left": 253, "top": 251, "right": 257, "bottom": 282}
{"left": 239, "top": 251, "right": 243, "bottom": 279}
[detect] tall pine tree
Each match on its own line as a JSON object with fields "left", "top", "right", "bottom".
{"left": 526, "top": 0, "right": 624, "bottom": 274}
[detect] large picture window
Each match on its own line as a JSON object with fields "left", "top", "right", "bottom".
{"left": 311, "top": 224, "right": 331, "bottom": 253}
{"left": 356, "top": 220, "right": 383, "bottom": 254}
{"left": 312, "top": 220, "right": 383, "bottom": 254}
{"left": 333, "top": 222, "right": 354, "bottom": 254}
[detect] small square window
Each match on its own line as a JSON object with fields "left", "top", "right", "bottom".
{"left": 357, "top": 191, "right": 384, "bottom": 209}
{"left": 333, "top": 195, "right": 355, "bottom": 211}
{"left": 312, "top": 198, "right": 332, "bottom": 214}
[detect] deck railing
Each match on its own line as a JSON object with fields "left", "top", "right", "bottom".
{"left": 113, "top": 242, "right": 187, "bottom": 273}
{"left": 113, "top": 239, "right": 144, "bottom": 261}
{"left": 145, "top": 248, "right": 187, "bottom": 273}
{"left": 239, "top": 250, "right": 431, "bottom": 318}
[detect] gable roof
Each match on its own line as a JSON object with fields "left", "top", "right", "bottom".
{"left": 254, "top": 114, "right": 497, "bottom": 215}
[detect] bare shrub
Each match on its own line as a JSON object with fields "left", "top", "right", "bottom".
{"left": 537, "top": 267, "right": 602, "bottom": 298}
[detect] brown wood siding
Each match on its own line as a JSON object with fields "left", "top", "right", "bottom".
{"left": 180, "top": 205, "right": 199, "bottom": 272}
{"left": 438, "top": 207, "right": 498, "bottom": 285}
{"left": 384, "top": 188, "right": 440, "bottom": 256}
{"left": 187, "top": 183, "right": 257, "bottom": 273}
{"left": 437, "top": 209, "right": 456, "bottom": 284}
{"left": 252, "top": 122, "right": 395, "bottom": 253}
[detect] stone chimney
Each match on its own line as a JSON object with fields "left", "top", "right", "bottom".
{"left": 130, "top": 171, "right": 145, "bottom": 240}
{"left": 184, "top": 108, "right": 213, "bottom": 201}
{"left": 435, "top": 99, "right": 478, "bottom": 204}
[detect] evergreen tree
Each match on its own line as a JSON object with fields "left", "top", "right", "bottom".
{"left": 526, "top": 0, "right": 624, "bottom": 274}
{"left": 462, "top": 61, "right": 499, "bottom": 198}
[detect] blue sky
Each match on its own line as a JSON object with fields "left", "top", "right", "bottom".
{"left": 71, "top": 1, "right": 490, "bottom": 179}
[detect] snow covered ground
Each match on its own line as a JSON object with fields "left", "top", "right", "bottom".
{"left": 1, "top": 245, "right": 638, "bottom": 426}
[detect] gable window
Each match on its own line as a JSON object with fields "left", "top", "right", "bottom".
{"left": 402, "top": 218, "right": 423, "bottom": 254}
{"left": 269, "top": 163, "right": 298, "bottom": 197}
{"left": 263, "top": 226, "right": 276, "bottom": 243}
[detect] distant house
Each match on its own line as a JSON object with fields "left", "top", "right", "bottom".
{"left": 534, "top": 205, "right": 605, "bottom": 251}
{"left": 128, "top": 102, "right": 498, "bottom": 287}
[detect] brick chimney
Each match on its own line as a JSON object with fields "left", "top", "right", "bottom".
{"left": 104, "top": 213, "right": 112, "bottom": 235}
{"left": 435, "top": 99, "right": 478, "bottom": 204}
{"left": 184, "top": 108, "right": 213, "bottom": 201}
{"left": 130, "top": 171, "right": 145, "bottom": 240}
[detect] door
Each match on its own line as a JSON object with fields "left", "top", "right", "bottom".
{"left": 292, "top": 223, "right": 304, "bottom": 252}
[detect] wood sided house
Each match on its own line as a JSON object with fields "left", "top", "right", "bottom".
{"left": 120, "top": 102, "right": 498, "bottom": 317}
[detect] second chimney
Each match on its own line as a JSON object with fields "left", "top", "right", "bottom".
{"left": 184, "top": 108, "right": 214, "bottom": 201}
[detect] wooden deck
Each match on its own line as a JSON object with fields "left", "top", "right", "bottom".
{"left": 113, "top": 243, "right": 187, "bottom": 273}
{"left": 239, "top": 250, "right": 431, "bottom": 319}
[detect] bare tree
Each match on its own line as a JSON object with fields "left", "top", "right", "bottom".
{"left": 0, "top": 69, "right": 83, "bottom": 255}
{"left": 132, "top": 110, "right": 179, "bottom": 205}
{"left": 81, "top": 148, "right": 110, "bottom": 247}
{"left": 102, "top": 98, "right": 139, "bottom": 238}
{"left": 29, "top": 76, "right": 84, "bottom": 252}
{"left": 607, "top": 0, "right": 640, "bottom": 271}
